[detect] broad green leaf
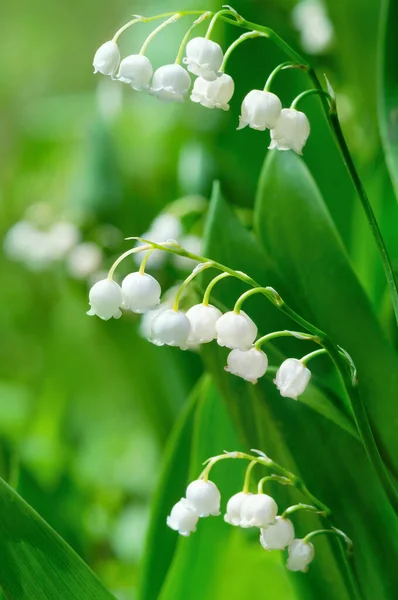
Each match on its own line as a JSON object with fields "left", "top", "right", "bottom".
{"left": 254, "top": 150, "right": 398, "bottom": 475}
{"left": 379, "top": 0, "right": 398, "bottom": 201}
{"left": 0, "top": 477, "right": 116, "bottom": 600}
{"left": 138, "top": 376, "right": 205, "bottom": 600}
{"left": 202, "top": 181, "right": 398, "bottom": 600}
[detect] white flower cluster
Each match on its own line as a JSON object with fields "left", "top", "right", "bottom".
{"left": 93, "top": 32, "right": 310, "bottom": 154}
{"left": 167, "top": 477, "right": 315, "bottom": 573}
{"left": 87, "top": 263, "right": 312, "bottom": 399}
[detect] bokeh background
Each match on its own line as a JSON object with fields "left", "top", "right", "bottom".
{"left": 0, "top": 0, "right": 392, "bottom": 598}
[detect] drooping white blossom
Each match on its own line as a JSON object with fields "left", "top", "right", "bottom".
{"left": 225, "top": 347, "right": 268, "bottom": 384}
{"left": 117, "top": 54, "right": 153, "bottom": 90}
{"left": 275, "top": 358, "right": 311, "bottom": 399}
{"left": 121, "top": 272, "right": 161, "bottom": 313}
{"left": 191, "top": 73, "right": 234, "bottom": 111}
{"left": 93, "top": 41, "right": 120, "bottom": 76}
{"left": 238, "top": 90, "right": 282, "bottom": 131}
{"left": 224, "top": 491, "right": 253, "bottom": 526}
{"left": 260, "top": 516, "right": 295, "bottom": 550}
{"left": 150, "top": 64, "right": 192, "bottom": 102}
{"left": 216, "top": 311, "right": 258, "bottom": 350}
{"left": 183, "top": 37, "right": 223, "bottom": 81}
{"left": 186, "top": 479, "right": 221, "bottom": 517}
{"left": 269, "top": 108, "right": 310, "bottom": 155}
{"left": 167, "top": 498, "right": 199, "bottom": 536}
{"left": 185, "top": 303, "right": 222, "bottom": 344}
{"left": 151, "top": 308, "right": 191, "bottom": 349}
{"left": 87, "top": 279, "right": 123, "bottom": 320}
{"left": 240, "top": 494, "right": 278, "bottom": 528}
{"left": 286, "top": 538, "right": 315, "bottom": 572}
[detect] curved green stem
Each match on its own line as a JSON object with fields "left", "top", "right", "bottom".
{"left": 264, "top": 62, "right": 301, "bottom": 92}
{"left": 139, "top": 249, "right": 154, "bottom": 275}
{"left": 291, "top": 88, "right": 333, "bottom": 110}
{"left": 172, "top": 261, "right": 214, "bottom": 311}
{"left": 255, "top": 329, "right": 317, "bottom": 350}
{"left": 205, "top": 8, "right": 240, "bottom": 39}
{"left": 221, "top": 31, "right": 266, "bottom": 72}
{"left": 139, "top": 14, "right": 181, "bottom": 55}
{"left": 282, "top": 503, "right": 323, "bottom": 519}
{"left": 203, "top": 272, "right": 232, "bottom": 305}
{"left": 175, "top": 11, "right": 212, "bottom": 64}
{"left": 301, "top": 348, "right": 328, "bottom": 365}
{"left": 242, "top": 459, "right": 257, "bottom": 493}
{"left": 303, "top": 528, "right": 354, "bottom": 554}
{"left": 258, "top": 475, "right": 292, "bottom": 493}
{"left": 112, "top": 10, "right": 208, "bottom": 42}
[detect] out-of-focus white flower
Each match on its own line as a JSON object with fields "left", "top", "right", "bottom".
{"left": 225, "top": 347, "right": 268, "bottom": 384}
{"left": 292, "top": 0, "right": 333, "bottom": 55}
{"left": 134, "top": 214, "right": 182, "bottom": 269}
{"left": 260, "top": 516, "right": 295, "bottom": 550}
{"left": 275, "top": 358, "right": 311, "bottom": 399}
{"left": 191, "top": 73, "right": 234, "bottom": 111}
{"left": 183, "top": 37, "right": 223, "bottom": 81}
{"left": 93, "top": 40, "right": 120, "bottom": 76}
{"left": 48, "top": 222, "right": 80, "bottom": 259}
{"left": 186, "top": 479, "right": 221, "bottom": 517}
{"left": 216, "top": 311, "right": 258, "bottom": 350}
{"left": 238, "top": 90, "right": 282, "bottom": 131}
{"left": 121, "top": 272, "right": 161, "bottom": 313}
{"left": 287, "top": 539, "right": 315, "bottom": 572}
{"left": 87, "top": 279, "right": 123, "bottom": 320}
{"left": 224, "top": 491, "right": 252, "bottom": 526}
{"left": 117, "top": 55, "right": 153, "bottom": 90}
{"left": 172, "top": 235, "right": 202, "bottom": 271}
{"left": 4, "top": 221, "right": 40, "bottom": 263}
{"left": 151, "top": 308, "right": 191, "bottom": 349}
{"left": 240, "top": 494, "right": 278, "bottom": 528}
{"left": 66, "top": 242, "right": 103, "bottom": 279}
{"left": 269, "top": 108, "right": 310, "bottom": 155}
{"left": 150, "top": 64, "right": 191, "bottom": 102}
{"left": 185, "top": 303, "right": 222, "bottom": 344}
{"left": 167, "top": 498, "right": 199, "bottom": 536}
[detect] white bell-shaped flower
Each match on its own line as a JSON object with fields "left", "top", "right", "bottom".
{"left": 183, "top": 37, "right": 223, "bottom": 81}
{"left": 93, "top": 40, "right": 120, "bottom": 76}
{"left": 224, "top": 491, "right": 252, "bottom": 526}
{"left": 185, "top": 303, "right": 222, "bottom": 344}
{"left": 216, "top": 311, "right": 257, "bottom": 350}
{"left": 269, "top": 108, "right": 310, "bottom": 155}
{"left": 87, "top": 279, "right": 123, "bottom": 320}
{"left": 225, "top": 347, "right": 268, "bottom": 384}
{"left": 191, "top": 73, "right": 234, "bottom": 111}
{"left": 186, "top": 479, "right": 221, "bottom": 517}
{"left": 240, "top": 493, "right": 278, "bottom": 528}
{"left": 238, "top": 90, "right": 282, "bottom": 131}
{"left": 260, "top": 516, "right": 295, "bottom": 550}
{"left": 150, "top": 64, "right": 192, "bottom": 102}
{"left": 121, "top": 272, "right": 161, "bottom": 313}
{"left": 275, "top": 358, "right": 311, "bottom": 399}
{"left": 151, "top": 308, "right": 191, "bottom": 349}
{"left": 116, "top": 54, "right": 153, "bottom": 90}
{"left": 167, "top": 498, "right": 199, "bottom": 536}
{"left": 286, "top": 539, "right": 315, "bottom": 572}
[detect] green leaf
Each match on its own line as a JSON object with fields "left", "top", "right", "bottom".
{"left": 138, "top": 377, "right": 205, "bottom": 600}
{"left": 379, "top": 0, "right": 398, "bottom": 201}
{"left": 254, "top": 150, "right": 398, "bottom": 475}
{"left": 0, "top": 477, "right": 116, "bottom": 600}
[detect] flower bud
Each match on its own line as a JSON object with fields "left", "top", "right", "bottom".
{"left": 183, "top": 37, "right": 223, "bottom": 81}
{"left": 286, "top": 539, "right": 315, "bottom": 572}
{"left": 275, "top": 358, "right": 311, "bottom": 399}
{"left": 87, "top": 279, "right": 123, "bottom": 320}
{"left": 151, "top": 308, "right": 191, "bottom": 349}
{"left": 93, "top": 40, "right": 120, "bottom": 76}
{"left": 185, "top": 303, "right": 222, "bottom": 344}
{"left": 216, "top": 311, "right": 258, "bottom": 350}
{"left": 240, "top": 494, "right": 278, "bottom": 528}
{"left": 269, "top": 108, "right": 310, "bottom": 155}
{"left": 191, "top": 73, "right": 234, "bottom": 111}
{"left": 150, "top": 64, "right": 192, "bottom": 102}
{"left": 186, "top": 479, "right": 221, "bottom": 517}
{"left": 238, "top": 90, "right": 282, "bottom": 131}
{"left": 167, "top": 498, "right": 199, "bottom": 536}
{"left": 225, "top": 347, "right": 268, "bottom": 384}
{"left": 224, "top": 491, "right": 252, "bottom": 526}
{"left": 121, "top": 272, "right": 161, "bottom": 313}
{"left": 260, "top": 516, "right": 295, "bottom": 550}
{"left": 117, "top": 54, "right": 153, "bottom": 90}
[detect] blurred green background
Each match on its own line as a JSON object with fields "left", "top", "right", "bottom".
{"left": 0, "top": 0, "right": 394, "bottom": 598}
